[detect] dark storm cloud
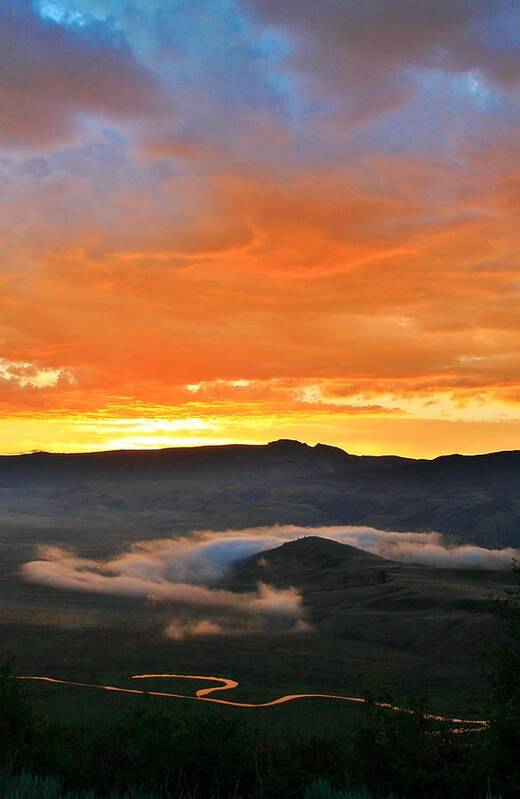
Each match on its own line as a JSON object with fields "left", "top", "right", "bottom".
{"left": 0, "top": 0, "right": 164, "bottom": 147}
{"left": 244, "top": 0, "right": 520, "bottom": 119}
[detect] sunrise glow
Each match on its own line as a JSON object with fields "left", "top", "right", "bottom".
{"left": 1, "top": 1, "right": 520, "bottom": 457}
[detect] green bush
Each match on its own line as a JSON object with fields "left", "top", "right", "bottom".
{"left": 0, "top": 772, "right": 176, "bottom": 798}
{"left": 0, "top": 663, "right": 41, "bottom": 774}
{"left": 482, "top": 560, "right": 520, "bottom": 798}
{"left": 304, "top": 778, "right": 381, "bottom": 798}
{"left": 0, "top": 772, "right": 107, "bottom": 799}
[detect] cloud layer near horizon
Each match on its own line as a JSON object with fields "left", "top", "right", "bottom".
{"left": 21, "top": 525, "right": 518, "bottom": 638}
{"left": 1, "top": 1, "right": 520, "bottom": 457}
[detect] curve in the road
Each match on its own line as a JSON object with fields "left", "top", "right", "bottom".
{"left": 18, "top": 673, "right": 488, "bottom": 730}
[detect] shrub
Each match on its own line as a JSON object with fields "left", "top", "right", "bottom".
{"left": 0, "top": 663, "right": 41, "bottom": 774}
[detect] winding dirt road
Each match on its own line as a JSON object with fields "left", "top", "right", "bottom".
{"left": 18, "top": 672, "right": 488, "bottom": 730}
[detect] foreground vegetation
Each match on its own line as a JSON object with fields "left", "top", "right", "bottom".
{"left": 0, "top": 773, "right": 503, "bottom": 799}
{"left": 0, "top": 772, "right": 419, "bottom": 799}
{"left": 0, "top": 671, "right": 514, "bottom": 799}
{"left": 1, "top": 567, "right": 518, "bottom": 799}
{"left": 0, "top": 772, "right": 422, "bottom": 799}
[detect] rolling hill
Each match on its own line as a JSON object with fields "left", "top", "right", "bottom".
{"left": 227, "top": 536, "right": 510, "bottom": 660}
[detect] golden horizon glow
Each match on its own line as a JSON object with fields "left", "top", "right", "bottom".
{"left": 2, "top": 402, "right": 520, "bottom": 459}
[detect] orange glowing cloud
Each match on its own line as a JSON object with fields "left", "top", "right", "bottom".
{"left": 0, "top": 1, "right": 519, "bottom": 456}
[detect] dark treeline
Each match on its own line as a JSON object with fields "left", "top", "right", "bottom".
{"left": 1, "top": 569, "right": 519, "bottom": 799}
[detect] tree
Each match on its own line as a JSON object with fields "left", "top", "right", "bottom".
{"left": 0, "top": 662, "right": 40, "bottom": 773}
{"left": 483, "top": 559, "right": 520, "bottom": 797}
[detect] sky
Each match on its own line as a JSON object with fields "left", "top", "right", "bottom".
{"left": 1, "top": 0, "right": 520, "bottom": 457}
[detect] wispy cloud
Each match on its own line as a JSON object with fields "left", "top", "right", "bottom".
{"left": 22, "top": 525, "right": 517, "bottom": 638}
{"left": 22, "top": 535, "right": 306, "bottom": 638}
{"left": 0, "top": 358, "right": 74, "bottom": 389}
{"left": 0, "top": 0, "right": 164, "bottom": 148}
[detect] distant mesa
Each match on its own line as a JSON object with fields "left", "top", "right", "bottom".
{"left": 267, "top": 439, "right": 308, "bottom": 447}
{"left": 267, "top": 439, "right": 348, "bottom": 456}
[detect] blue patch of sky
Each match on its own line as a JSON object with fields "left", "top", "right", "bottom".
{"left": 464, "top": 71, "right": 499, "bottom": 112}
{"left": 35, "top": 0, "right": 132, "bottom": 55}
{"left": 33, "top": 0, "right": 316, "bottom": 133}
{"left": 142, "top": 0, "right": 307, "bottom": 125}
{"left": 253, "top": 26, "right": 333, "bottom": 127}
{"left": 36, "top": 0, "right": 94, "bottom": 26}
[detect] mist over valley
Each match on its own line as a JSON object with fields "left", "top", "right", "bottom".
{"left": 1, "top": 440, "right": 519, "bottom": 733}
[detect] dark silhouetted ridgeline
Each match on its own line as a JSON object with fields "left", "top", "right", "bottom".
{"left": 1, "top": 440, "right": 520, "bottom": 546}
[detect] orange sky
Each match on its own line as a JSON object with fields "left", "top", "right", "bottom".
{"left": 1, "top": 1, "right": 520, "bottom": 457}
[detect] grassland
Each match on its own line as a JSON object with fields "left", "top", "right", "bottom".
{"left": 1, "top": 442, "right": 518, "bottom": 743}
{"left": 1, "top": 526, "right": 515, "bottom": 733}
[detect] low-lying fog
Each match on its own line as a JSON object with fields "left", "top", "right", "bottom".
{"left": 22, "top": 526, "right": 518, "bottom": 639}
